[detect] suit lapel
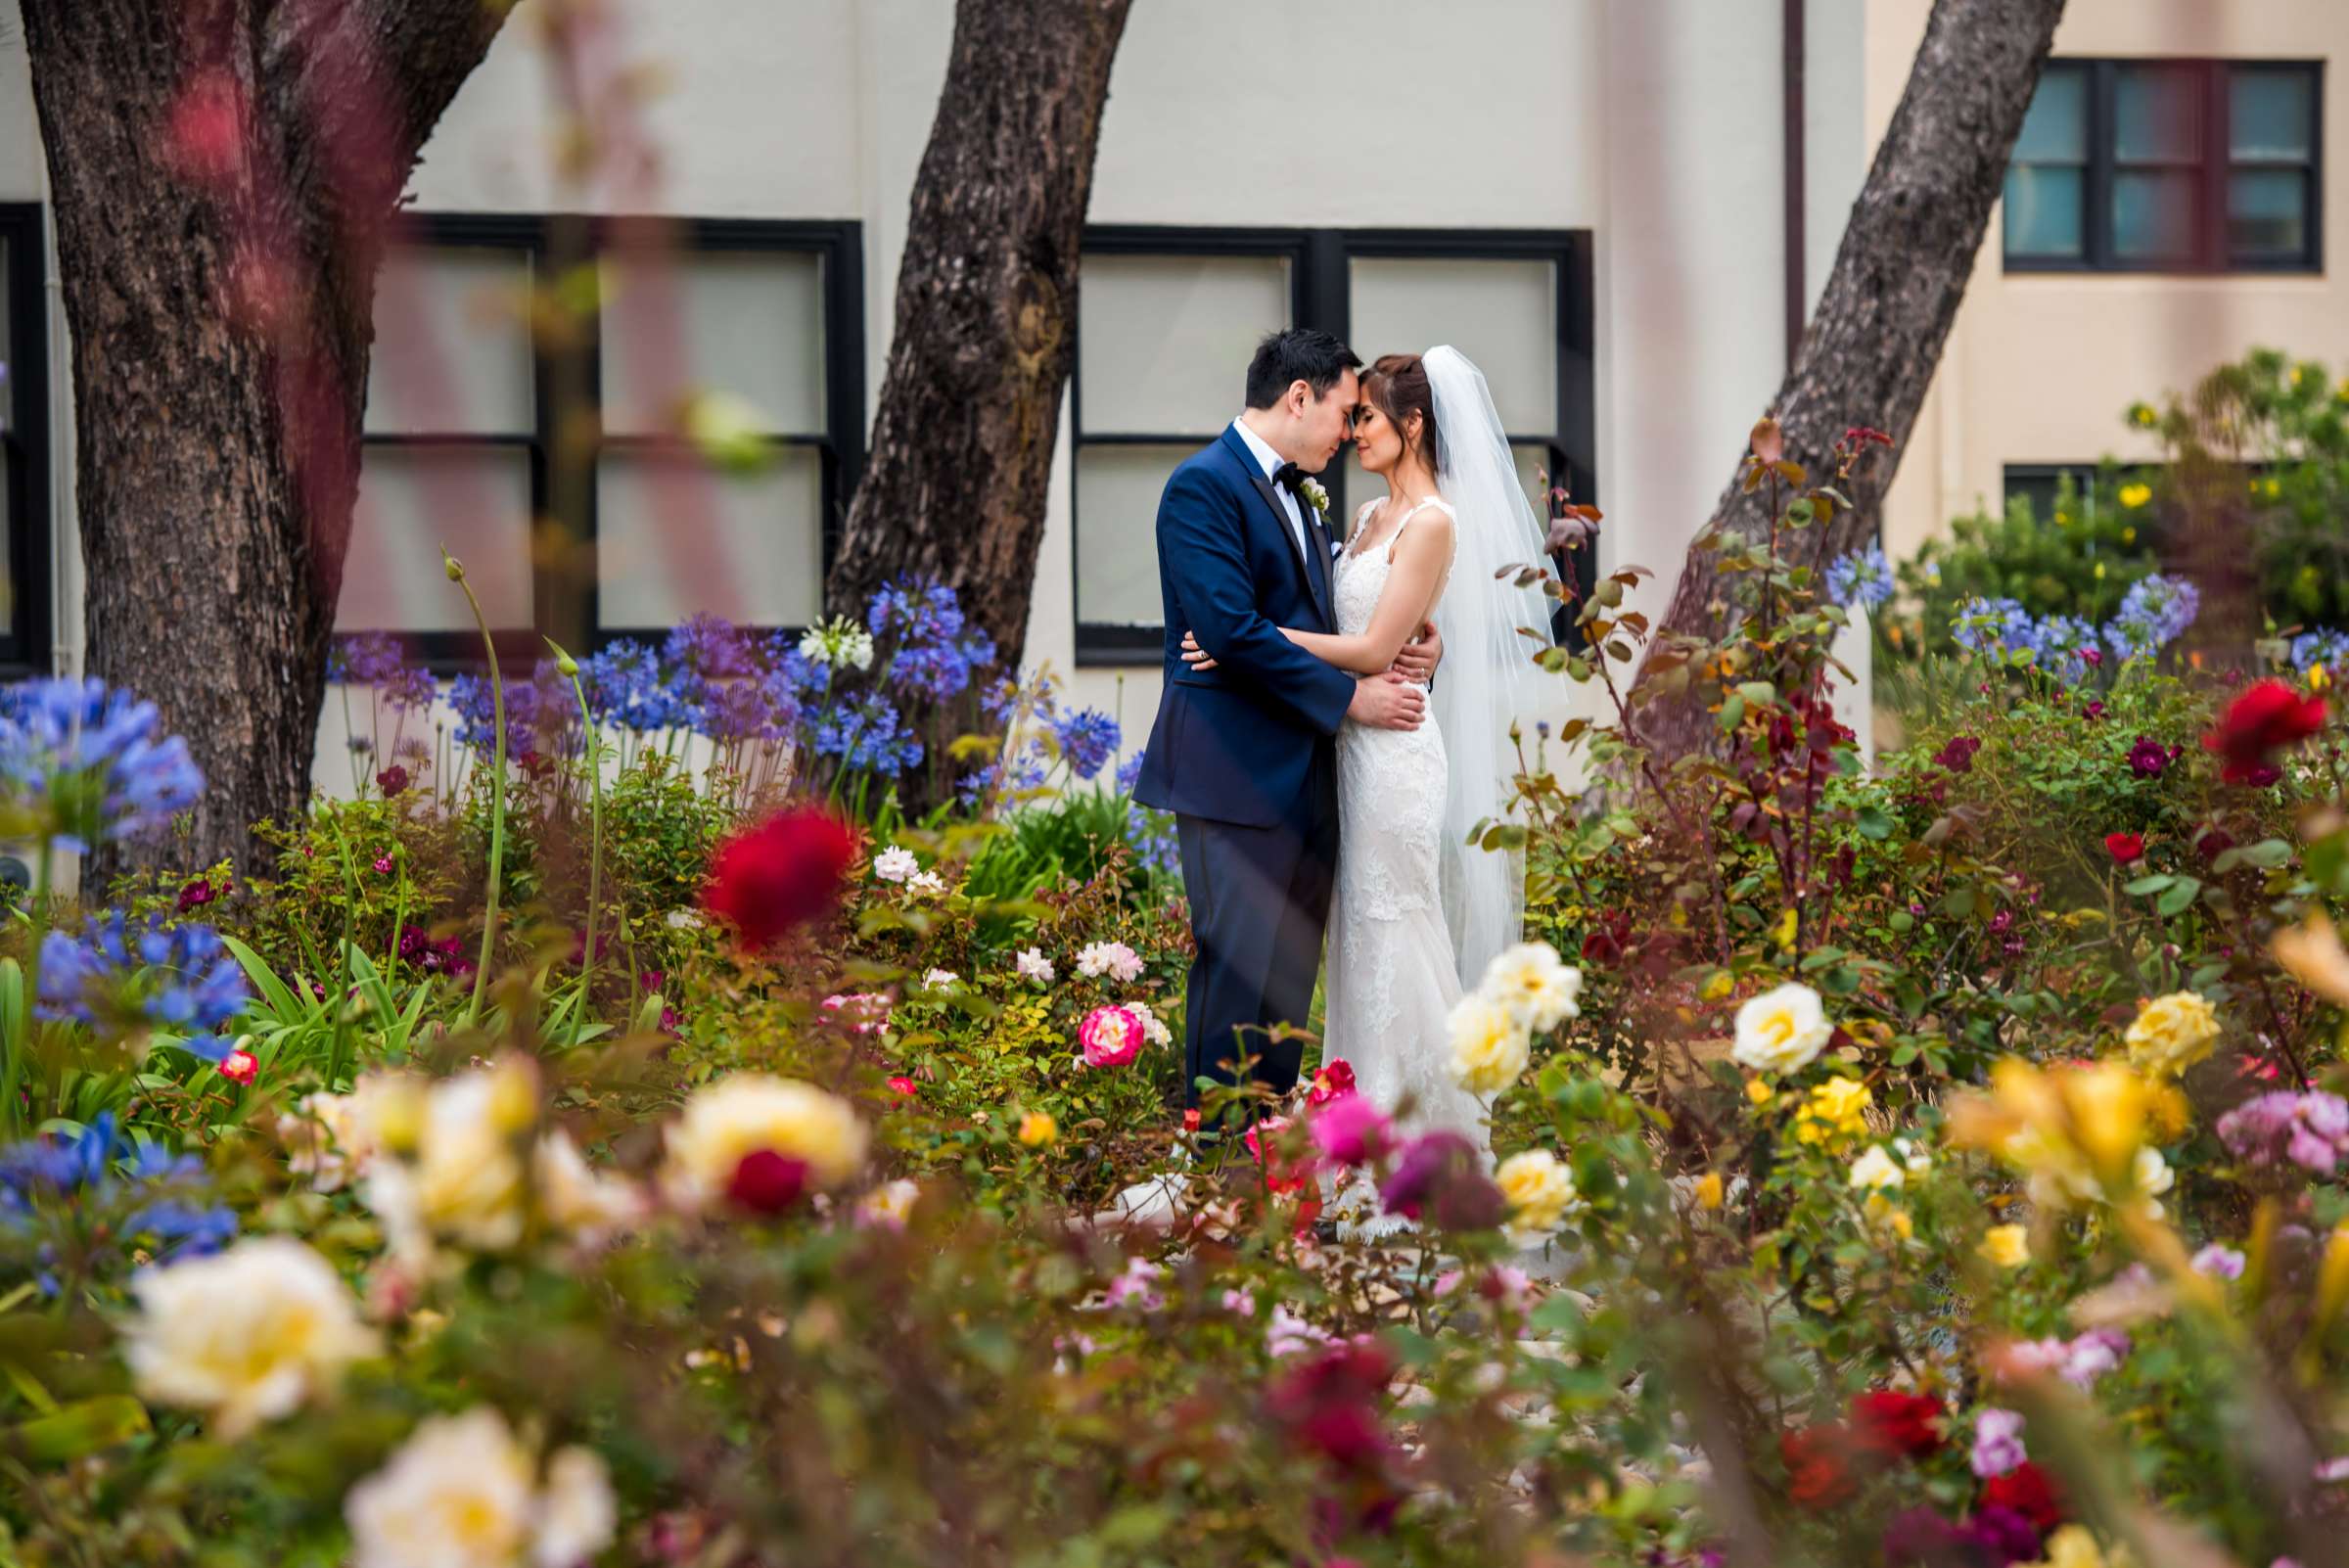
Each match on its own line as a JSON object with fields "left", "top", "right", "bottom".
{"left": 1219, "top": 426, "right": 1331, "bottom": 627}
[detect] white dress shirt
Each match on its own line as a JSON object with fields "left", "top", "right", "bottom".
{"left": 1230, "top": 417, "right": 1313, "bottom": 565}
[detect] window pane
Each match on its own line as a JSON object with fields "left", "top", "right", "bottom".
{"left": 0, "top": 234, "right": 12, "bottom": 433}
{"left": 596, "top": 448, "right": 823, "bottom": 628}
{"left": 2115, "top": 66, "right": 2203, "bottom": 163}
{"left": 1078, "top": 254, "right": 1289, "bottom": 436}
{"left": 2232, "top": 69, "right": 2314, "bottom": 161}
{"left": 366, "top": 249, "right": 535, "bottom": 438}
{"left": 2004, "top": 166, "right": 2087, "bottom": 257}
{"left": 602, "top": 252, "right": 826, "bottom": 438}
{"left": 1349, "top": 256, "right": 1558, "bottom": 435}
{"left": 2230, "top": 169, "right": 2310, "bottom": 258}
{"left": 339, "top": 445, "right": 534, "bottom": 631}
{"left": 2112, "top": 170, "right": 2198, "bottom": 261}
{"left": 1075, "top": 445, "right": 1179, "bottom": 626}
{"left": 2014, "top": 65, "right": 2090, "bottom": 162}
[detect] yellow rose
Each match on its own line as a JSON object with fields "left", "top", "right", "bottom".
{"left": 1448, "top": 992, "right": 1532, "bottom": 1095}
{"left": 124, "top": 1238, "right": 379, "bottom": 1438}
{"left": 1017, "top": 1110, "right": 1058, "bottom": 1148}
{"left": 1979, "top": 1223, "right": 2030, "bottom": 1268}
{"left": 1693, "top": 1171, "right": 1725, "bottom": 1209}
{"left": 1795, "top": 1076, "right": 1874, "bottom": 1146}
{"left": 1495, "top": 1149, "right": 1580, "bottom": 1244}
{"left": 665, "top": 1075, "right": 869, "bottom": 1209}
{"left": 1730, "top": 982, "right": 1832, "bottom": 1074}
{"left": 2123, "top": 991, "right": 2218, "bottom": 1079}
{"left": 1746, "top": 1079, "right": 1775, "bottom": 1106}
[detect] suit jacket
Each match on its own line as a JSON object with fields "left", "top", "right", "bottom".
{"left": 1129, "top": 425, "right": 1357, "bottom": 828}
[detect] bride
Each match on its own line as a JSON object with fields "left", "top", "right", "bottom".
{"left": 1181, "top": 346, "right": 1554, "bottom": 1184}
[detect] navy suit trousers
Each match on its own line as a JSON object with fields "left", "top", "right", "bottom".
{"left": 1174, "top": 740, "right": 1340, "bottom": 1114}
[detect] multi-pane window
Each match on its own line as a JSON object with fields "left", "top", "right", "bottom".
{"left": 0, "top": 206, "right": 51, "bottom": 675}
{"left": 2005, "top": 60, "right": 2324, "bottom": 272}
{"left": 343, "top": 216, "right": 862, "bottom": 662}
{"left": 1072, "top": 229, "right": 1594, "bottom": 662}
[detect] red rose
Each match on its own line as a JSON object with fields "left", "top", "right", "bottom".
{"left": 1980, "top": 1460, "right": 2063, "bottom": 1531}
{"left": 1780, "top": 1424, "right": 1859, "bottom": 1509}
{"left": 703, "top": 807, "right": 856, "bottom": 949}
{"left": 2204, "top": 679, "right": 2326, "bottom": 785}
{"left": 1850, "top": 1389, "right": 1945, "bottom": 1459}
{"left": 1267, "top": 1341, "right": 1397, "bottom": 1472}
{"left": 2104, "top": 832, "right": 2145, "bottom": 864}
{"left": 1308, "top": 1059, "right": 1357, "bottom": 1106}
{"left": 376, "top": 764, "right": 410, "bottom": 799}
{"left": 886, "top": 1076, "right": 918, "bottom": 1098}
{"left": 219, "top": 1048, "right": 258, "bottom": 1086}
{"left": 727, "top": 1149, "right": 809, "bottom": 1215}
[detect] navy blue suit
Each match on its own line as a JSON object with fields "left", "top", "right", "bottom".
{"left": 1131, "top": 425, "right": 1356, "bottom": 1110}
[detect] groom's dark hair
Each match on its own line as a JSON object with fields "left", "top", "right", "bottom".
{"left": 1244, "top": 328, "right": 1362, "bottom": 410}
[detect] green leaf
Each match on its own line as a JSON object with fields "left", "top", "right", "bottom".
{"left": 2122, "top": 875, "right": 2176, "bottom": 898}
{"left": 2156, "top": 876, "right": 2203, "bottom": 916}
{"left": 220, "top": 933, "right": 300, "bottom": 1021}
{"left": 1855, "top": 805, "right": 1893, "bottom": 842}
{"left": 10, "top": 1396, "right": 148, "bottom": 1463}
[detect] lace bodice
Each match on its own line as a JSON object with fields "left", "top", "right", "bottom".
{"left": 1335, "top": 496, "right": 1457, "bottom": 641}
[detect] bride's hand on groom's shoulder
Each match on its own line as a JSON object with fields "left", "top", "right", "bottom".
{"left": 1391, "top": 620, "right": 1443, "bottom": 682}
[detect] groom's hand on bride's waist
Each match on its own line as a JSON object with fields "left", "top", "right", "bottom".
{"left": 1347, "top": 673, "right": 1425, "bottom": 731}
{"left": 1390, "top": 620, "right": 1443, "bottom": 684}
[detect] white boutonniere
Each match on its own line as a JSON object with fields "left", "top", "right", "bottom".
{"left": 1300, "top": 477, "right": 1329, "bottom": 518}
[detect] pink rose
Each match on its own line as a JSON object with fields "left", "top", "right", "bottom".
{"left": 1079, "top": 1004, "right": 1145, "bottom": 1068}
{"left": 1309, "top": 1094, "right": 1394, "bottom": 1167}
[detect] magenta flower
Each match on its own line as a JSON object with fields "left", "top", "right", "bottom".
{"left": 1078, "top": 1004, "right": 1145, "bottom": 1068}
{"left": 1309, "top": 1094, "right": 1394, "bottom": 1167}
{"left": 1971, "top": 1407, "right": 2027, "bottom": 1478}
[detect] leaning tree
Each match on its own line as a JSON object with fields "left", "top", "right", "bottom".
{"left": 1634, "top": 0, "right": 2070, "bottom": 752}
{"left": 15, "top": 0, "right": 517, "bottom": 872}
{"left": 824, "top": 0, "right": 1133, "bottom": 669}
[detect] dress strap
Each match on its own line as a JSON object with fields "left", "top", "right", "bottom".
{"left": 1384, "top": 494, "right": 1454, "bottom": 559}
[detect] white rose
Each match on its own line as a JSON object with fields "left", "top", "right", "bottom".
{"left": 1479, "top": 942, "right": 1583, "bottom": 1031}
{"left": 1015, "top": 947, "right": 1055, "bottom": 985}
{"left": 1730, "top": 982, "right": 1833, "bottom": 1074}
{"left": 534, "top": 1130, "right": 644, "bottom": 1241}
{"left": 922, "top": 968, "right": 958, "bottom": 991}
{"left": 345, "top": 1406, "right": 615, "bottom": 1568}
{"left": 906, "top": 869, "right": 947, "bottom": 898}
{"left": 873, "top": 846, "right": 919, "bottom": 884}
{"left": 1848, "top": 1144, "right": 1905, "bottom": 1191}
{"left": 124, "top": 1238, "right": 379, "bottom": 1438}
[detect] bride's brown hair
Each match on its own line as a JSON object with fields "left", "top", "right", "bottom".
{"left": 1361, "top": 353, "right": 1441, "bottom": 472}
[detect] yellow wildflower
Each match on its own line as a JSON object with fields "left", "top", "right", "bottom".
{"left": 1693, "top": 1171, "right": 1725, "bottom": 1209}
{"left": 1746, "top": 1078, "right": 1775, "bottom": 1107}
{"left": 2118, "top": 483, "right": 2151, "bottom": 510}
{"left": 1979, "top": 1223, "right": 2031, "bottom": 1268}
{"left": 1017, "top": 1110, "right": 1058, "bottom": 1148}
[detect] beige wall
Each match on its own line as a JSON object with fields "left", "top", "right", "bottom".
{"left": 1865, "top": 0, "right": 2349, "bottom": 566}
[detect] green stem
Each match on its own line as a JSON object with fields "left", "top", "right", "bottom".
{"left": 550, "top": 640, "right": 604, "bottom": 1043}
{"left": 1, "top": 841, "right": 48, "bottom": 1139}
{"left": 443, "top": 549, "right": 507, "bottom": 1027}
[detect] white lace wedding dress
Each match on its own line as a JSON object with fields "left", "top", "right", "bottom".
{"left": 1322, "top": 496, "right": 1492, "bottom": 1238}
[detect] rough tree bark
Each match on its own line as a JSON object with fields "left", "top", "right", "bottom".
{"left": 825, "top": 0, "right": 1132, "bottom": 668}
{"left": 1635, "top": 0, "right": 2068, "bottom": 748}
{"left": 16, "top": 0, "right": 513, "bottom": 875}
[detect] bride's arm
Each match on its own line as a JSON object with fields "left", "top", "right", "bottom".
{"left": 1266, "top": 518, "right": 1454, "bottom": 674}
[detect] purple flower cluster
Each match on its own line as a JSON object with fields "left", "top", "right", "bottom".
{"left": 1052, "top": 709, "right": 1121, "bottom": 782}
{"left": 394, "top": 923, "right": 477, "bottom": 979}
{"left": 1953, "top": 597, "right": 2035, "bottom": 656}
{"left": 1949, "top": 574, "right": 2198, "bottom": 670}
{"left": 1823, "top": 545, "right": 1895, "bottom": 612}
{"left": 0, "top": 678, "right": 205, "bottom": 853}
{"left": 331, "top": 632, "right": 435, "bottom": 712}
{"left": 2104, "top": 573, "right": 2199, "bottom": 662}
{"left": 870, "top": 579, "right": 996, "bottom": 704}
{"left": 1881, "top": 1505, "right": 2041, "bottom": 1568}
{"left": 37, "top": 915, "right": 250, "bottom": 1057}
{"left": 2216, "top": 1089, "right": 2349, "bottom": 1173}
{"left": 0, "top": 1114, "right": 238, "bottom": 1285}
{"left": 2290, "top": 628, "right": 2349, "bottom": 675}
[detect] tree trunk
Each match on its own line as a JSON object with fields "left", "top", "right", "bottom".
{"left": 1634, "top": 0, "right": 2068, "bottom": 752}
{"left": 825, "top": 0, "right": 1132, "bottom": 671}
{"left": 16, "top": 0, "right": 511, "bottom": 878}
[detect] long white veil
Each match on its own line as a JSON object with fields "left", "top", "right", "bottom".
{"left": 1423, "top": 346, "right": 1556, "bottom": 990}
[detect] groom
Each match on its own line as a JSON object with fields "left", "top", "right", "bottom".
{"left": 1131, "top": 328, "right": 1439, "bottom": 1123}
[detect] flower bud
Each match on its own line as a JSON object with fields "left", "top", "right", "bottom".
{"left": 441, "top": 549, "right": 467, "bottom": 582}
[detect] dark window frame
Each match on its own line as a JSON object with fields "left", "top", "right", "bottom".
{"left": 1071, "top": 225, "right": 1597, "bottom": 666}
{"left": 0, "top": 205, "right": 54, "bottom": 677}
{"left": 2005, "top": 58, "right": 2325, "bottom": 275}
{"left": 345, "top": 212, "right": 864, "bottom": 670}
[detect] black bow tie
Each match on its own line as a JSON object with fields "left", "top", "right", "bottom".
{"left": 1272, "top": 462, "right": 1307, "bottom": 495}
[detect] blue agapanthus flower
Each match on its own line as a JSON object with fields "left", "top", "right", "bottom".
{"left": 2289, "top": 628, "right": 2349, "bottom": 675}
{"left": 1051, "top": 709, "right": 1121, "bottom": 782}
{"left": 1951, "top": 597, "right": 2035, "bottom": 655}
{"left": 1128, "top": 803, "right": 1178, "bottom": 878}
{"left": 1116, "top": 750, "right": 1148, "bottom": 795}
{"left": 1822, "top": 544, "right": 1895, "bottom": 612}
{"left": 868, "top": 578, "right": 967, "bottom": 645}
{"left": 38, "top": 915, "right": 250, "bottom": 1045}
{"left": 448, "top": 671, "right": 546, "bottom": 756}
{"left": 814, "top": 693, "right": 924, "bottom": 777}
{"left": 2023, "top": 613, "right": 2102, "bottom": 683}
{"left": 0, "top": 1115, "right": 238, "bottom": 1285}
{"left": 2104, "top": 573, "right": 2199, "bottom": 662}
{"left": 663, "top": 613, "right": 756, "bottom": 682}
{"left": 0, "top": 678, "right": 205, "bottom": 853}
{"left": 582, "top": 640, "right": 687, "bottom": 733}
